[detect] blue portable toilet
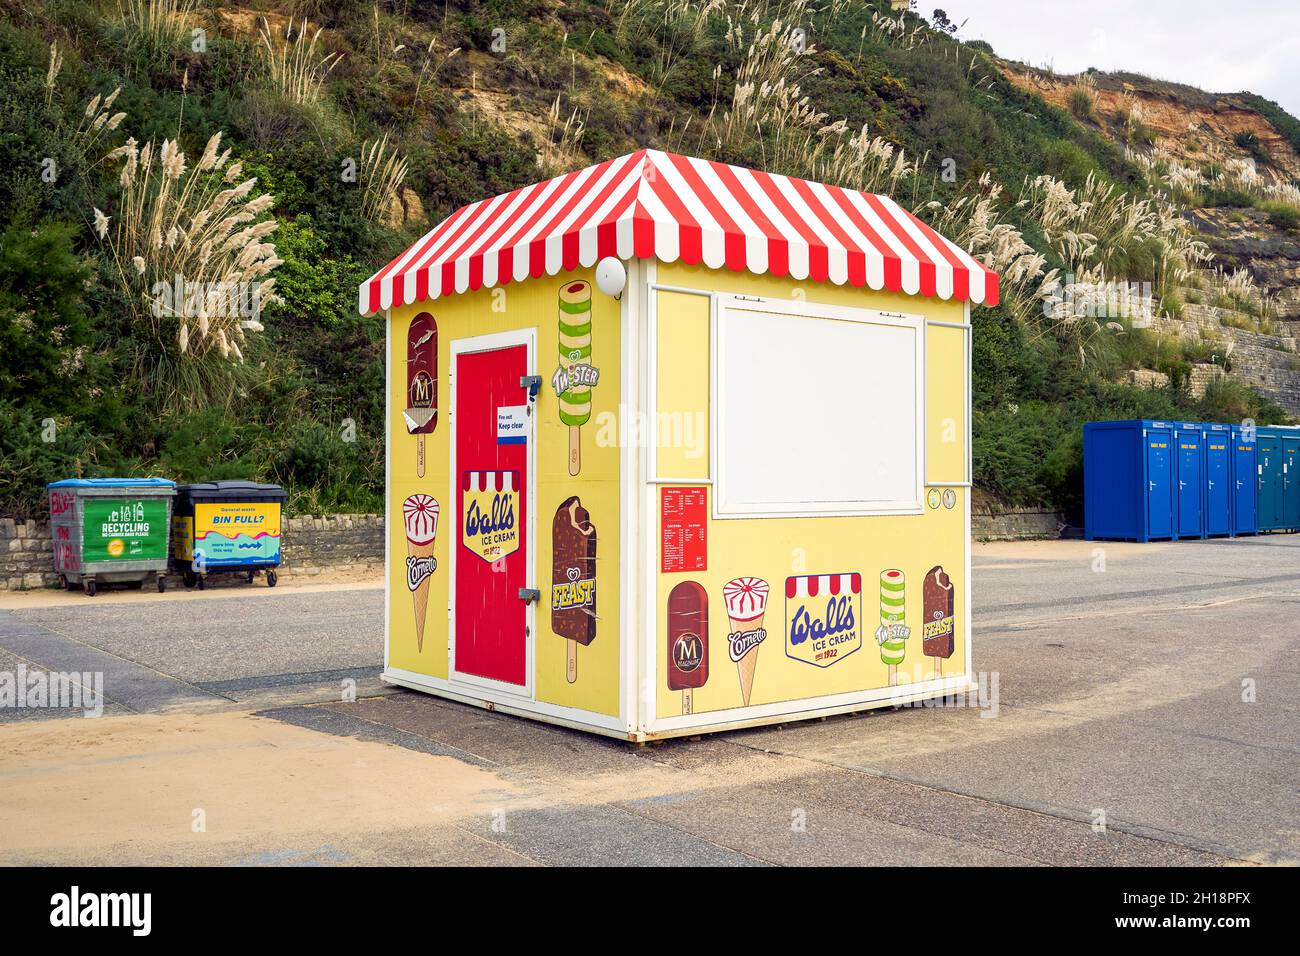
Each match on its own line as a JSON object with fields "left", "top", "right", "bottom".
{"left": 1283, "top": 429, "right": 1300, "bottom": 531}
{"left": 1230, "top": 424, "right": 1257, "bottom": 535}
{"left": 1083, "top": 420, "right": 1175, "bottom": 541}
{"left": 1173, "top": 422, "right": 1204, "bottom": 539}
{"left": 1256, "top": 427, "right": 1284, "bottom": 531}
{"left": 1254, "top": 426, "right": 1300, "bottom": 532}
{"left": 1200, "top": 423, "right": 1232, "bottom": 537}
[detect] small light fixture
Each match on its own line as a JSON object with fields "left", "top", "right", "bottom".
{"left": 595, "top": 257, "right": 627, "bottom": 299}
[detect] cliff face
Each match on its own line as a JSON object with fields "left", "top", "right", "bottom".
{"left": 1190, "top": 208, "right": 1300, "bottom": 321}
{"left": 1003, "top": 66, "right": 1300, "bottom": 178}
{"left": 1003, "top": 63, "right": 1300, "bottom": 415}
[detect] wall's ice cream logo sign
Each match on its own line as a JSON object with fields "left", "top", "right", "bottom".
{"left": 461, "top": 471, "right": 520, "bottom": 563}
{"left": 405, "top": 313, "right": 437, "bottom": 479}
{"left": 403, "top": 494, "right": 439, "bottom": 652}
{"left": 785, "top": 573, "right": 862, "bottom": 668}
{"left": 551, "top": 496, "right": 597, "bottom": 683}
{"left": 723, "top": 577, "right": 768, "bottom": 706}
{"left": 875, "top": 569, "right": 909, "bottom": 686}
{"left": 553, "top": 281, "right": 598, "bottom": 477}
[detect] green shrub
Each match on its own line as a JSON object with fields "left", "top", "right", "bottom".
{"left": 1262, "top": 200, "right": 1300, "bottom": 232}
{"left": 1068, "top": 88, "right": 1095, "bottom": 121}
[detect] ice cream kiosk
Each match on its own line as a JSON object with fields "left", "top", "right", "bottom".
{"left": 360, "top": 150, "right": 998, "bottom": 741}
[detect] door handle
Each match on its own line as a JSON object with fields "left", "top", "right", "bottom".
{"left": 1148, "top": 481, "right": 1156, "bottom": 491}
{"left": 518, "top": 588, "right": 540, "bottom": 604}
{"left": 1179, "top": 481, "right": 1185, "bottom": 489}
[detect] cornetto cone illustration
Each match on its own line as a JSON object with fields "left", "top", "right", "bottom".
{"left": 551, "top": 496, "right": 597, "bottom": 683}
{"left": 723, "top": 577, "right": 769, "bottom": 706}
{"left": 556, "top": 281, "right": 594, "bottom": 476}
{"left": 405, "top": 313, "right": 437, "bottom": 479}
{"left": 922, "top": 565, "right": 955, "bottom": 678}
{"left": 667, "top": 581, "right": 709, "bottom": 715}
{"left": 403, "top": 494, "right": 439, "bottom": 651}
{"left": 877, "top": 569, "right": 909, "bottom": 686}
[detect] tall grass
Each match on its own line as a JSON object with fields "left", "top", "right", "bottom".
{"left": 1127, "top": 145, "right": 1300, "bottom": 215}
{"left": 359, "top": 134, "right": 409, "bottom": 226}
{"left": 540, "top": 95, "right": 587, "bottom": 172}
{"left": 611, "top": 0, "right": 726, "bottom": 89}
{"left": 257, "top": 17, "right": 343, "bottom": 106}
{"left": 115, "top": 0, "right": 201, "bottom": 52}
{"left": 93, "top": 123, "right": 282, "bottom": 408}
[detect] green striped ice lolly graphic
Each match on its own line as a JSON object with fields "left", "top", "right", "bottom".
{"left": 879, "top": 569, "right": 907, "bottom": 668}
{"left": 558, "top": 280, "right": 593, "bottom": 476}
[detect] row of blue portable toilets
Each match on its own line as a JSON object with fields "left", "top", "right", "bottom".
{"left": 1083, "top": 420, "right": 1300, "bottom": 541}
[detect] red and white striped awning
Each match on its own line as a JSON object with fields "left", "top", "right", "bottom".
{"left": 359, "top": 149, "right": 999, "bottom": 315}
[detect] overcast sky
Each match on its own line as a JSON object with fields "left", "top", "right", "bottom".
{"left": 930, "top": 1, "right": 1300, "bottom": 119}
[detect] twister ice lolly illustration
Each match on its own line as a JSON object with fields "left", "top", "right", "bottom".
{"left": 922, "top": 565, "right": 955, "bottom": 678}
{"left": 876, "top": 569, "right": 908, "bottom": 686}
{"left": 723, "top": 577, "right": 768, "bottom": 707}
{"left": 555, "top": 281, "right": 595, "bottom": 477}
{"left": 551, "top": 496, "right": 597, "bottom": 683}
{"left": 404, "top": 313, "right": 437, "bottom": 479}
{"left": 403, "top": 494, "right": 440, "bottom": 651}
{"left": 667, "top": 581, "right": 709, "bottom": 715}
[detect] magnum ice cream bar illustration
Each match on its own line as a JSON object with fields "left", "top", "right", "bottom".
{"left": 551, "top": 496, "right": 597, "bottom": 684}
{"left": 403, "top": 494, "right": 440, "bottom": 652}
{"left": 723, "top": 577, "right": 768, "bottom": 707}
{"left": 404, "top": 312, "right": 437, "bottom": 478}
{"left": 875, "top": 569, "right": 909, "bottom": 686}
{"left": 666, "top": 581, "right": 708, "bottom": 715}
{"left": 461, "top": 471, "right": 520, "bottom": 563}
{"left": 553, "top": 280, "right": 598, "bottom": 477}
{"left": 922, "top": 565, "right": 955, "bottom": 677}
{"left": 785, "top": 573, "right": 862, "bottom": 667}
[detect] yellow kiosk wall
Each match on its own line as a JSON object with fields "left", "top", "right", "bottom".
{"left": 650, "top": 263, "right": 970, "bottom": 722}
{"left": 386, "top": 268, "right": 622, "bottom": 719}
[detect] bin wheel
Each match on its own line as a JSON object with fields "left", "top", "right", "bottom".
{"left": 157, "top": 577, "right": 166, "bottom": 593}
{"left": 84, "top": 580, "right": 96, "bottom": 597}
{"left": 266, "top": 570, "right": 278, "bottom": 588}
{"left": 247, "top": 570, "right": 255, "bottom": 584}
{"left": 197, "top": 575, "right": 206, "bottom": 591}
{"left": 128, "top": 580, "right": 143, "bottom": 590}
{"left": 58, "top": 575, "right": 67, "bottom": 591}
{"left": 182, "top": 570, "right": 197, "bottom": 589}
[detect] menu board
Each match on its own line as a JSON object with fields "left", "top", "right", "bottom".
{"left": 661, "top": 486, "right": 707, "bottom": 573}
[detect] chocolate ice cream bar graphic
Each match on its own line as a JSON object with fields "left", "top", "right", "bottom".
{"left": 723, "top": 577, "right": 768, "bottom": 707}
{"left": 403, "top": 494, "right": 439, "bottom": 652}
{"left": 556, "top": 281, "right": 594, "bottom": 477}
{"left": 922, "top": 565, "right": 955, "bottom": 678}
{"left": 666, "top": 581, "right": 708, "bottom": 715}
{"left": 551, "top": 496, "right": 597, "bottom": 684}
{"left": 405, "top": 313, "right": 437, "bottom": 479}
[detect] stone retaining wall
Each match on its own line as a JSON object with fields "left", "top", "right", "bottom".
{"left": 1, "top": 514, "right": 385, "bottom": 590}
{"left": 972, "top": 507, "right": 1063, "bottom": 541}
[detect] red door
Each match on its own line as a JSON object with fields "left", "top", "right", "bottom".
{"left": 455, "top": 344, "right": 529, "bottom": 685}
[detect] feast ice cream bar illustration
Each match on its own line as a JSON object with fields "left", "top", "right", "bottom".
{"left": 556, "top": 281, "right": 595, "bottom": 476}
{"left": 551, "top": 496, "right": 597, "bottom": 683}
{"left": 922, "top": 565, "right": 955, "bottom": 677}
{"left": 404, "top": 313, "right": 437, "bottom": 479}
{"left": 403, "top": 494, "right": 440, "bottom": 651}
{"left": 876, "top": 569, "right": 909, "bottom": 686}
{"left": 667, "top": 581, "right": 709, "bottom": 715}
{"left": 723, "top": 577, "right": 769, "bottom": 707}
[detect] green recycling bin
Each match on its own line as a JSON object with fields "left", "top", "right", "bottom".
{"left": 47, "top": 478, "right": 176, "bottom": 596}
{"left": 171, "top": 481, "right": 288, "bottom": 589}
